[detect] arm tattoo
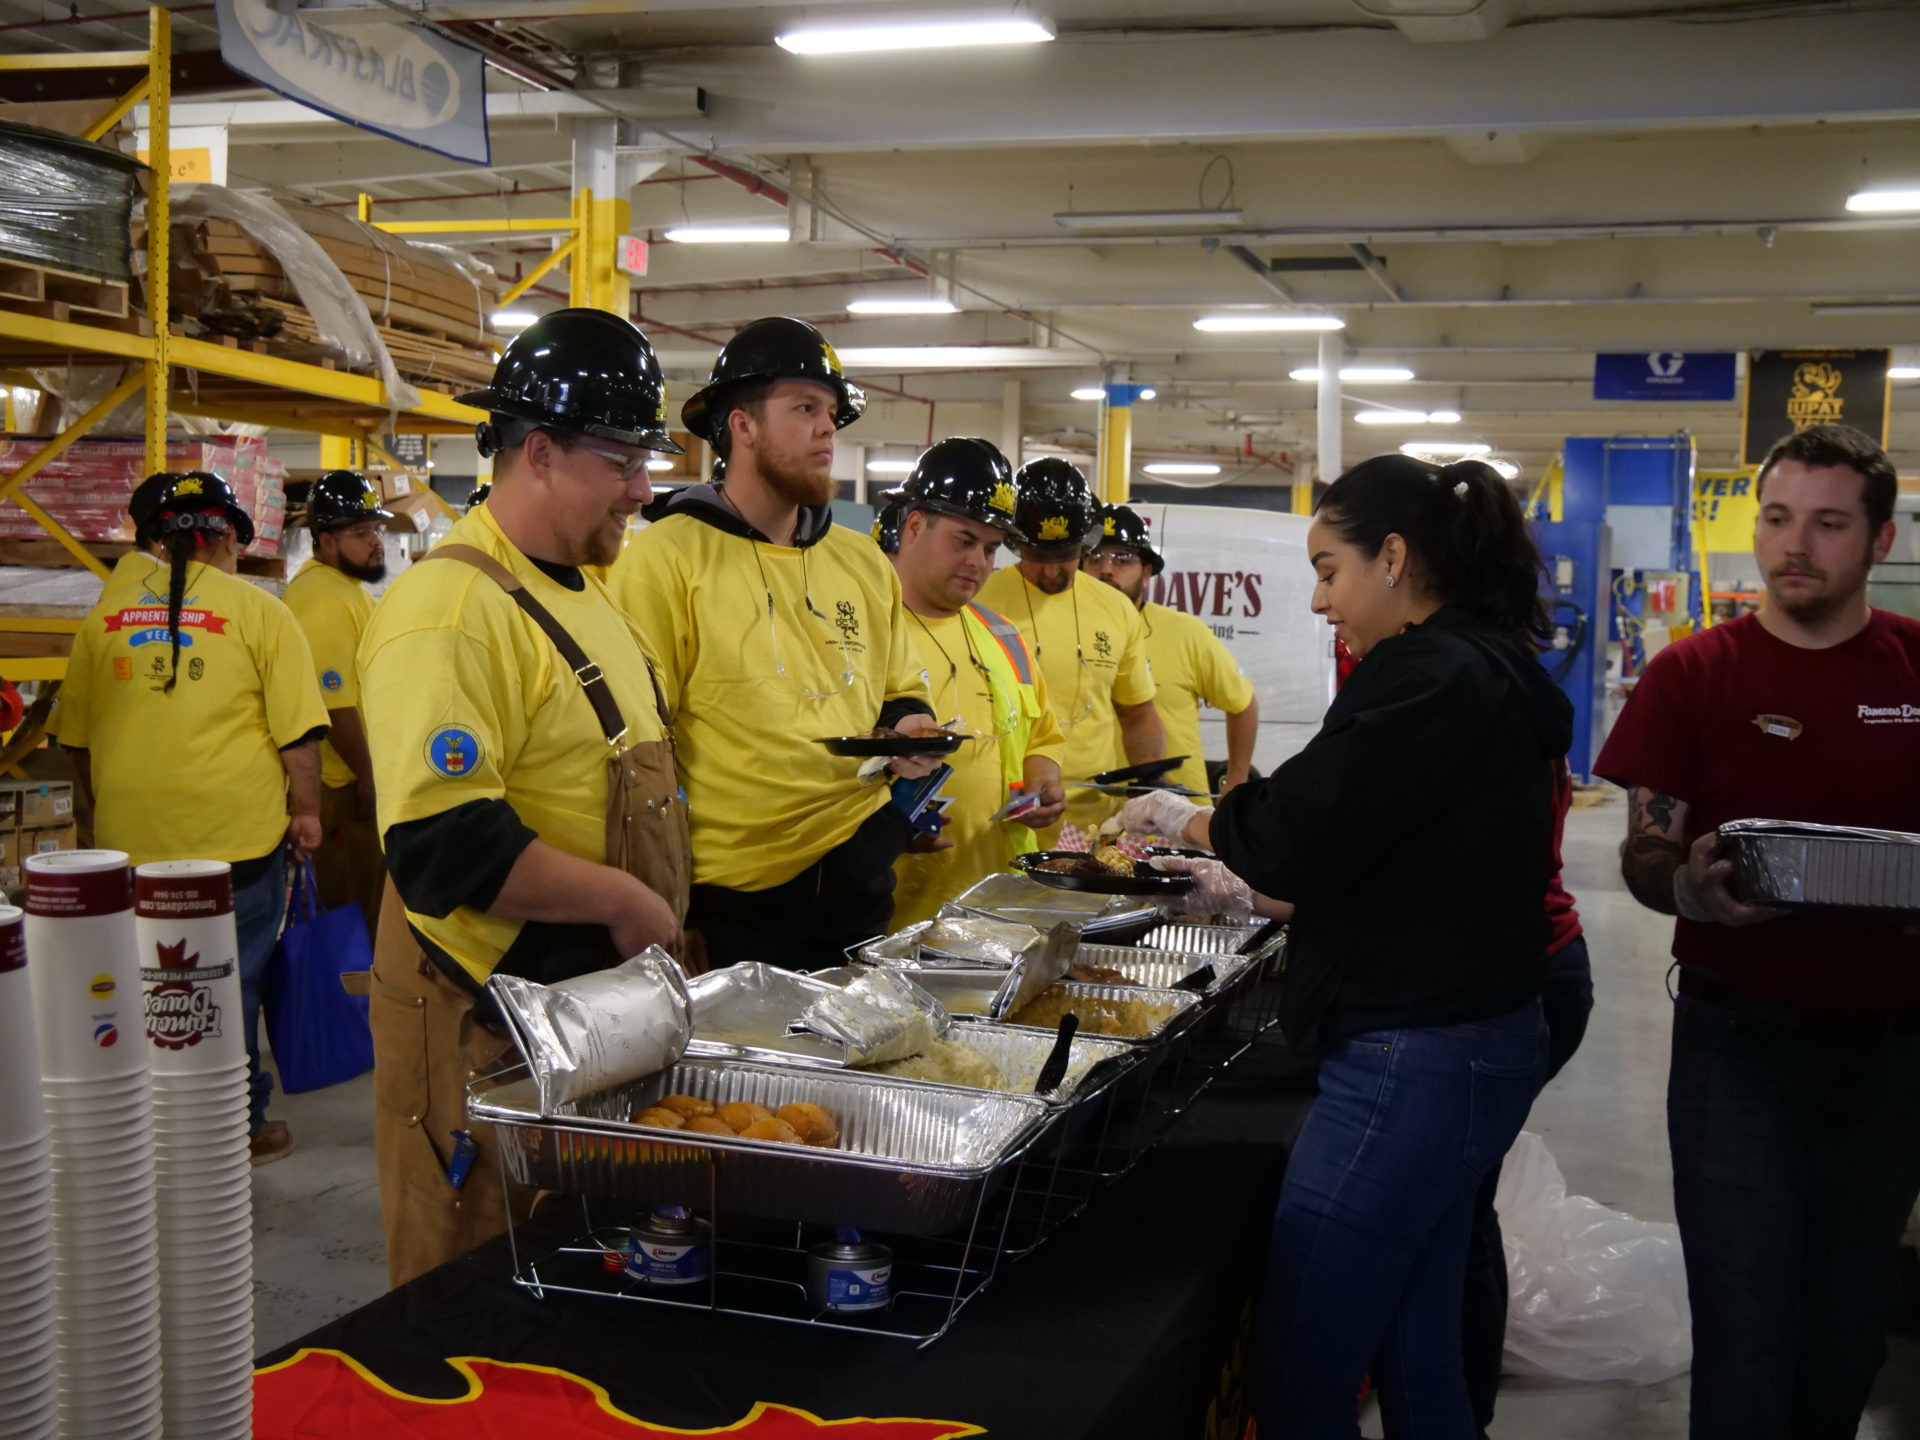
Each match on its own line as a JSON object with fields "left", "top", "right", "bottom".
{"left": 1622, "top": 787, "right": 1686, "bottom": 915}
{"left": 1642, "top": 790, "right": 1678, "bottom": 835}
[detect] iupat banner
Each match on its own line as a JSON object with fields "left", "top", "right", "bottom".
{"left": 1742, "top": 348, "right": 1890, "bottom": 465}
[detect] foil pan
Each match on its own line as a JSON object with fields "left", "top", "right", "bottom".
{"left": 860, "top": 1023, "right": 1137, "bottom": 1107}
{"left": 989, "top": 979, "right": 1205, "bottom": 1047}
{"left": 1138, "top": 919, "right": 1288, "bottom": 964}
{"left": 1071, "top": 943, "right": 1253, "bottom": 996}
{"left": 470, "top": 1057, "right": 1050, "bottom": 1236}
{"left": 949, "top": 872, "right": 1163, "bottom": 935}
{"left": 855, "top": 911, "right": 1056, "bottom": 970}
{"left": 1721, "top": 819, "right": 1920, "bottom": 912}
{"left": 684, "top": 963, "right": 945, "bottom": 1068}
{"left": 875, "top": 925, "right": 1077, "bottom": 1022}
{"left": 485, "top": 949, "right": 692, "bottom": 1114}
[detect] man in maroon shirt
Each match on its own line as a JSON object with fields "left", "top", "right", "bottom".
{"left": 1597, "top": 423, "right": 1920, "bottom": 1440}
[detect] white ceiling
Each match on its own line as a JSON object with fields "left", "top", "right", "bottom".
{"left": 5, "top": 0, "right": 1919, "bottom": 485}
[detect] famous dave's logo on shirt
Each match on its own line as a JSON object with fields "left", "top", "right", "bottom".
{"left": 425, "top": 724, "right": 482, "bottom": 778}
{"left": 1859, "top": 704, "right": 1920, "bottom": 726}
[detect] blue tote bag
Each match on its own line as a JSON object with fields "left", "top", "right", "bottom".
{"left": 263, "top": 859, "right": 375, "bottom": 1093}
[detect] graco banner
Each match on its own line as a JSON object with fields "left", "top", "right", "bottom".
{"left": 216, "top": 0, "right": 490, "bottom": 165}
{"left": 1743, "top": 348, "right": 1889, "bottom": 465}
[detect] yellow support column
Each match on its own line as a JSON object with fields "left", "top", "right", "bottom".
{"left": 567, "top": 186, "right": 630, "bottom": 316}
{"left": 1096, "top": 399, "right": 1132, "bottom": 505}
{"left": 1292, "top": 481, "right": 1313, "bottom": 515}
{"left": 143, "top": 6, "right": 170, "bottom": 475}
{"left": 319, "top": 435, "right": 358, "bottom": 471}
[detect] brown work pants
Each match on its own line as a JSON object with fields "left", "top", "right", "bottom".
{"left": 367, "top": 882, "right": 533, "bottom": 1288}
{"left": 315, "top": 781, "right": 384, "bottom": 940}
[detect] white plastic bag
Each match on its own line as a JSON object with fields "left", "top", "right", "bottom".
{"left": 1497, "top": 1130, "right": 1693, "bottom": 1384}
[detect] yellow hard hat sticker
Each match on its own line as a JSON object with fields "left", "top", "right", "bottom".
{"left": 1038, "top": 515, "right": 1070, "bottom": 542}
{"left": 990, "top": 481, "right": 1016, "bottom": 515}
{"left": 1103, "top": 514, "right": 1117, "bottom": 536}
{"left": 821, "top": 341, "right": 843, "bottom": 375}
{"left": 175, "top": 476, "right": 204, "bottom": 496}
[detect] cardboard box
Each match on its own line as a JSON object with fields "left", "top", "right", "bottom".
{"left": 0, "top": 779, "right": 70, "bottom": 829}
{"left": 0, "top": 828, "right": 19, "bottom": 870}
{"left": 22, "top": 823, "right": 76, "bottom": 857}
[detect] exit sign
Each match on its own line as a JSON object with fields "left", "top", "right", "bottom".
{"left": 616, "top": 236, "right": 650, "bottom": 276}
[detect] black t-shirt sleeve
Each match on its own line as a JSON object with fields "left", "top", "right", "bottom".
{"left": 383, "top": 798, "right": 537, "bottom": 918}
{"left": 280, "top": 724, "right": 329, "bottom": 751}
{"left": 1212, "top": 642, "right": 1477, "bottom": 901}
{"left": 876, "top": 696, "right": 937, "bottom": 730}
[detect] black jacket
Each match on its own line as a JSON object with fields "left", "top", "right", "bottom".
{"left": 1212, "top": 606, "right": 1574, "bottom": 1047}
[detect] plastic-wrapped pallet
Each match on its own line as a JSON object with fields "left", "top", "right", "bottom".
{"left": 0, "top": 119, "right": 141, "bottom": 282}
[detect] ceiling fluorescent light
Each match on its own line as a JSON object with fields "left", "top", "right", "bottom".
{"left": 1071, "top": 386, "right": 1106, "bottom": 400}
{"left": 1401, "top": 441, "right": 1491, "bottom": 458}
{"left": 1290, "top": 366, "right": 1415, "bottom": 383}
{"left": 777, "top": 18, "right": 1054, "bottom": 55}
{"left": 1054, "top": 209, "right": 1245, "bottom": 229}
{"left": 663, "top": 225, "right": 787, "bottom": 244}
{"left": 835, "top": 346, "right": 1093, "bottom": 368}
{"left": 646, "top": 459, "right": 676, "bottom": 472}
{"left": 1138, "top": 387, "right": 1157, "bottom": 400}
{"left": 1426, "top": 410, "right": 1462, "bottom": 424}
{"left": 1194, "top": 314, "right": 1345, "bottom": 333}
{"left": 1845, "top": 188, "right": 1920, "bottom": 213}
{"left": 846, "top": 297, "right": 960, "bottom": 315}
{"left": 1355, "top": 410, "right": 1429, "bottom": 425}
{"left": 1490, "top": 460, "right": 1520, "bottom": 480}
{"left": 491, "top": 310, "right": 537, "bottom": 328}
{"left": 1890, "top": 366, "right": 1920, "bottom": 380}
{"left": 1144, "top": 462, "right": 1221, "bottom": 476}
{"left": 866, "top": 459, "right": 916, "bottom": 475}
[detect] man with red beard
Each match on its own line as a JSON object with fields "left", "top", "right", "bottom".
{"left": 1597, "top": 423, "right": 1920, "bottom": 1439}
{"left": 610, "top": 317, "right": 938, "bottom": 970}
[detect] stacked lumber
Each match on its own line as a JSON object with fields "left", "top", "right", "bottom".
{"left": 161, "top": 198, "right": 500, "bottom": 390}
{"left": 0, "top": 435, "right": 285, "bottom": 558}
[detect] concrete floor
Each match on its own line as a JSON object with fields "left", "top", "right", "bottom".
{"left": 248, "top": 796, "right": 1920, "bottom": 1435}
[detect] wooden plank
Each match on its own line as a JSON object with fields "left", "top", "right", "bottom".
{"left": 0, "top": 632, "right": 74, "bottom": 659}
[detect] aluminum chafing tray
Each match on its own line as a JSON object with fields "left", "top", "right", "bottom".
{"left": 1721, "top": 819, "right": 1920, "bottom": 913}
{"left": 1072, "top": 943, "right": 1252, "bottom": 996}
{"left": 854, "top": 1022, "right": 1138, "bottom": 1107}
{"left": 983, "top": 980, "right": 1205, "bottom": 1047}
{"left": 950, "top": 872, "right": 1164, "bottom": 936}
{"left": 1137, "top": 919, "right": 1289, "bottom": 964}
{"left": 470, "top": 1057, "right": 1051, "bottom": 1237}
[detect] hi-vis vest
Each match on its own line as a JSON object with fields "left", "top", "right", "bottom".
{"left": 966, "top": 601, "right": 1044, "bottom": 855}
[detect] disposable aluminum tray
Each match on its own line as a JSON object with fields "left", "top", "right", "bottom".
{"left": 1722, "top": 819, "right": 1920, "bottom": 913}
{"left": 1137, "top": 920, "right": 1282, "bottom": 959}
{"left": 856, "top": 1022, "right": 1139, "bottom": 1108}
{"left": 880, "top": 966, "right": 1015, "bottom": 1020}
{"left": 470, "top": 1057, "right": 1050, "bottom": 1237}
{"left": 950, "top": 872, "right": 1162, "bottom": 935}
{"left": 1073, "top": 943, "right": 1252, "bottom": 996}
{"left": 982, "top": 980, "right": 1205, "bottom": 1048}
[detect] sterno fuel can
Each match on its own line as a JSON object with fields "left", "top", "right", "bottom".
{"left": 806, "top": 1229, "right": 893, "bottom": 1314}
{"left": 625, "top": 1206, "right": 711, "bottom": 1288}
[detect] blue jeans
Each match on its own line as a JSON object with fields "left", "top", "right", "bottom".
{"left": 1462, "top": 937, "right": 1596, "bottom": 1432}
{"left": 1669, "top": 986, "right": 1920, "bottom": 1440}
{"left": 234, "top": 847, "right": 289, "bottom": 1136}
{"left": 1257, "top": 999, "right": 1546, "bottom": 1438}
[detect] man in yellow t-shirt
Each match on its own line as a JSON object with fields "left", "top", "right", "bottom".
{"left": 51, "top": 470, "right": 327, "bottom": 1164}
{"left": 1088, "top": 504, "right": 1259, "bottom": 797}
{"left": 609, "top": 316, "right": 939, "bottom": 970}
{"left": 360, "top": 309, "right": 693, "bottom": 1286}
{"left": 976, "top": 458, "right": 1162, "bottom": 839}
{"left": 881, "top": 438, "right": 1066, "bottom": 925}
{"left": 282, "top": 469, "right": 391, "bottom": 936}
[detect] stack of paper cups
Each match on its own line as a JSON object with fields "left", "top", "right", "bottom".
{"left": 26, "top": 849, "right": 162, "bottom": 1440}
{"left": 136, "top": 860, "right": 253, "bottom": 1440}
{"left": 0, "top": 905, "right": 58, "bottom": 1440}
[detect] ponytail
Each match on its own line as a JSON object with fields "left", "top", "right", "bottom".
{"left": 1317, "top": 454, "right": 1551, "bottom": 647}
{"left": 161, "top": 530, "right": 197, "bottom": 695}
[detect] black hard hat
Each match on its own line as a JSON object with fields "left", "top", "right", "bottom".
{"left": 148, "top": 471, "right": 255, "bottom": 548}
{"left": 679, "top": 316, "right": 866, "bottom": 445}
{"left": 127, "top": 471, "right": 173, "bottom": 545}
{"left": 870, "top": 488, "right": 906, "bottom": 556}
{"left": 456, "top": 308, "right": 684, "bottom": 458}
{"left": 898, "top": 437, "right": 1024, "bottom": 541}
{"left": 466, "top": 482, "right": 491, "bottom": 509}
{"left": 1011, "top": 457, "right": 1099, "bottom": 552}
{"left": 307, "top": 470, "right": 393, "bottom": 532}
{"left": 1095, "top": 504, "right": 1164, "bottom": 576}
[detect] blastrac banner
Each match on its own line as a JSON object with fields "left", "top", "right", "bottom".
{"left": 216, "top": 0, "right": 490, "bottom": 165}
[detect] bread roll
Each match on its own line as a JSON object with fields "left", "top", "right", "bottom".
{"left": 633, "top": 1107, "right": 686, "bottom": 1130}
{"left": 738, "top": 1117, "right": 803, "bottom": 1145}
{"left": 715, "top": 1101, "right": 774, "bottom": 1133}
{"left": 776, "top": 1101, "right": 840, "bottom": 1148}
{"left": 655, "top": 1093, "right": 716, "bottom": 1119}
{"left": 684, "top": 1116, "right": 734, "bottom": 1136}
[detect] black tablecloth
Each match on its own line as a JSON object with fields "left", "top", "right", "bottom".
{"left": 257, "top": 1048, "right": 1314, "bottom": 1440}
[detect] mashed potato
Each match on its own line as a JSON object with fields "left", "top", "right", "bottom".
{"left": 870, "top": 1038, "right": 1010, "bottom": 1090}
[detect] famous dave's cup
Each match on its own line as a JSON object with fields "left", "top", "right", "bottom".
{"left": 134, "top": 860, "right": 244, "bottom": 1075}
{"left": 24, "top": 850, "right": 141, "bottom": 1082}
{"left": 0, "top": 904, "right": 49, "bottom": 1148}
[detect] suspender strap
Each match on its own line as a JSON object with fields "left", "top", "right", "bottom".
{"left": 421, "top": 544, "right": 628, "bottom": 746}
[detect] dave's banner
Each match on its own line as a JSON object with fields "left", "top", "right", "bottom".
{"left": 1743, "top": 348, "right": 1889, "bottom": 465}
{"left": 1693, "top": 470, "right": 1760, "bottom": 554}
{"left": 215, "top": 0, "right": 489, "bottom": 165}
{"left": 1594, "top": 352, "right": 1737, "bottom": 402}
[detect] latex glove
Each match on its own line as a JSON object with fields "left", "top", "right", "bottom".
{"left": 1152, "top": 855, "right": 1254, "bottom": 922}
{"left": 1113, "top": 789, "right": 1212, "bottom": 843}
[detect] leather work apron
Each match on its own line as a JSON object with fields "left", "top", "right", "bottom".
{"left": 368, "top": 544, "right": 690, "bottom": 1287}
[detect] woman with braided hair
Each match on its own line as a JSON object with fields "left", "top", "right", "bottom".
{"left": 51, "top": 470, "right": 329, "bottom": 1164}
